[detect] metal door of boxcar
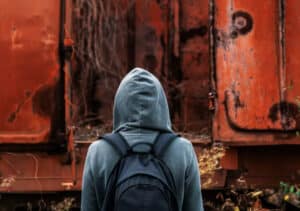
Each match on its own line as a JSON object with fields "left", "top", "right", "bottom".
{"left": 213, "top": 0, "right": 300, "bottom": 145}
{"left": 0, "top": 0, "right": 64, "bottom": 144}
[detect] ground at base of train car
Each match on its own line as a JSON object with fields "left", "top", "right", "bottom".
{"left": 1, "top": 187, "right": 300, "bottom": 211}
{"left": 0, "top": 192, "right": 81, "bottom": 211}
{"left": 203, "top": 183, "right": 300, "bottom": 211}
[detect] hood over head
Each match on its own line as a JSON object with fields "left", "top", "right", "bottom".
{"left": 113, "top": 68, "right": 172, "bottom": 133}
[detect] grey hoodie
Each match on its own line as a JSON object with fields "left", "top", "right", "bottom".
{"left": 81, "top": 68, "right": 204, "bottom": 211}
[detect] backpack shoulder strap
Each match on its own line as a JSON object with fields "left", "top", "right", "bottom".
{"left": 153, "top": 133, "right": 179, "bottom": 157}
{"left": 101, "top": 133, "right": 130, "bottom": 156}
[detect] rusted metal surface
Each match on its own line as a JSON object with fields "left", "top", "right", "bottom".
{"left": 220, "top": 148, "right": 238, "bottom": 170}
{"left": 213, "top": 0, "right": 300, "bottom": 145}
{"left": 0, "top": 143, "right": 87, "bottom": 192}
{"left": 215, "top": 0, "right": 281, "bottom": 130}
{"left": 0, "top": 0, "right": 61, "bottom": 143}
{"left": 285, "top": 0, "right": 300, "bottom": 130}
{"left": 135, "top": 0, "right": 168, "bottom": 78}
{"left": 68, "top": 0, "right": 211, "bottom": 135}
{"left": 71, "top": 0, "right": 130, "bottom": 127}
{"left": 2, "top": 0, "right": 300, "bottom": 195}
{"left": 180, "top": 0, "right": 210, "bottom": 132}
{"left": 134, "top": 0, "right": 211, "bottom": 133}
{"left": 225, "top": 146, "right": 300, "bottom": 188}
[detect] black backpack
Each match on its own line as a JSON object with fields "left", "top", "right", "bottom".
{"left": 100, "top": 132, "right": 179, "bottom": 211}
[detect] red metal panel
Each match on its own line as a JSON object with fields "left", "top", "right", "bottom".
{"left": 180, "top": 0, "right": 209, "bottom": 80}
{"left": 220, "top": 148, "right": 238, "bottom": 170}
{"left": 135, "top": 0, "right": 168, "bottom": 77}
{"left": 285, "top": 0, "right": 300, "bottom": 130}
{"left": 234, "top": 147, "right": 300, "bottom": 187}
{"left": 213, "top": 0, "right": 300, "bottom": 144}
{"left": 0, "top": 0, "right": 60, "bottom": 143}
{"left": 215, "top": 0, "right": 281, "bottom": 130}
{"left": 180, "top": 0, "right": 210, "bottom": 132}
{"left": 0, "top": 144, "right": 87, "bottom": 192}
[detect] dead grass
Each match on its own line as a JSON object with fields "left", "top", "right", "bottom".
{"left": 50, "top": 197, "right": 75, "bottom": 211}
{"left": 198, "top": 143, "right": 226, "bottom": 188}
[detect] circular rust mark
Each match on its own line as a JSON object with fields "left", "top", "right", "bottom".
{"left": 232, "top": 11, "right": 253, "bottom": 35}
{"left": 32, "top": 85, "right": 55, "bottom": 117}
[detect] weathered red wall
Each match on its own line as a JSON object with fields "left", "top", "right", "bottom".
{"left": 2, "top": 0, "right": 300, "bottom": 196}
{"left": 71, "top": 0, "right": 211, "bottom": 135}
{"left": 134, "top": 0, "right": 211, "bottom": 133}
{"left": 0, "top": 0, "right": 63, "bottom": 144}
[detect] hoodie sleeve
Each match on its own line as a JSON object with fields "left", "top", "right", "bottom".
{"left": 182, "top": 143, "right": 204, "bottom": 211}
{"left": 81, "top": 144, "right": 100, "bottom": 211}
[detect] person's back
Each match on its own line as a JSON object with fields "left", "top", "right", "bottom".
{"left": 81, "top": 68, "right": 204, "bottom": 211}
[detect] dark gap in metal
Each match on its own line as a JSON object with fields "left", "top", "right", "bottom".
{"left": 209, "top": 0, "right": 216, "bottom": 141}
{"left": 0, "top": 143, "right": 66, "bottom": 153}
{"left": 167, "top": 0, "right": 182, "bottom": 130}
{"left": 279, "top": 0, "right": 287, "bottom": 129}
{"left": 49, "top": 0, "right": 67, "bottom": 145}
{"left": 127, "top": 2, "right": 136, "bottom": 71}
{"left": 168, "top": 0, "right": 182, "bottom": 82}
{"left": 167, "top": 0, "right": 172, "bottom": 80}
{"left": 209, "top": 0, "right": 217, "bottom": 92}
{"left": 280, "top": 0, "right": 286, "bottom": 70}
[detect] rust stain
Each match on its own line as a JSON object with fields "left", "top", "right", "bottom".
{"left": 7, "top": 82, "right": 56, "bottom": 123}
{"left": 180, "top": 25, "right": 208, "bottom": 43}
{"left": 268, "top": 101, "right": 299, "bottom": 130}
{"left": 216, "top": 11, "right": 253, "bottom": 49}
{"left": 231, "top": 89, "right": 244, "bottom": 110}
{"left": 135, "top": 1, "right": 167, "bottom": 77}
{"left": 32, "top": 85, "right": 55, "bottom": 117}
{"left": 142, "top": 54, "right": 158, "bottom": 70}
{"left": 7, "top": 92, "right": 32, "bottom": 123}
{"left": 231, "top": 11, "right": 253, "bottom": 35}
{"left": 214, "top": 0, "right": 287, "bottom": 134}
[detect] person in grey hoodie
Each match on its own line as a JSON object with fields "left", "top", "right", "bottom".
{"left": 81, "top": 67, "right": 204, "bottom": 211}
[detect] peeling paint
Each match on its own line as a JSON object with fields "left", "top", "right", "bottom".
{"left": 11, "top": 26, "right": 24, "bottom": 50}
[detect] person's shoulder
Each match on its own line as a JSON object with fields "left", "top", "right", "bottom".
{"left": 168, "top": 135, "right": 194, "bottom": 156}
{"left": 173, "top": 136, "right": 193, "bottom": 149}
{"left": 87, "top": 138, "right": 115, "bottom": 156}
{"left": 162, "top": 135, "right": 195, "bottom": 171}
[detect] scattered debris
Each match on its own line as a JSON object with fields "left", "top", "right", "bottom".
{"left": 198, "top": 143, "right": 225, "bottom": 175}
{"left": 0, "top": 175, "right": 16, "bottom": 188}
{"left": 204, "top": 182, "right": 300, "bottom": 210}
{"left": 50, "top": 197, "right": 75, "bottom": 211}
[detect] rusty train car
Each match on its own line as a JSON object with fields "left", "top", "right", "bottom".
{"left": 1, "top": 0, "right": 300, "bottom": 209}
